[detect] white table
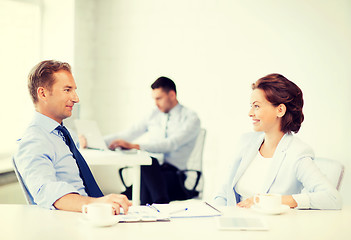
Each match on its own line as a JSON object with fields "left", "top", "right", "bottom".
{"left": 80, "top": 149, "right": 152, "bottom": 205}
{"left": 0, "top": 204, "right": 349, "bottom": 240}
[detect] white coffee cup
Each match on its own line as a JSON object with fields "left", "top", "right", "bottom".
{"left": 253, "top": 193, "right": 282, "bottom": 210}
{"left": 82, "top": 203, "right": 114, "bottom": 222}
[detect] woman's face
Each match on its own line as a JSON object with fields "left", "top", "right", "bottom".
{"left": 248, "top": 89, "right": 284, "bottom": 134}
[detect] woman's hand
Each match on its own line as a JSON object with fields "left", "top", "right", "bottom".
{"left": 237, "top": 195, "right": 297, "bottom": 208}
{"left": 237, "top": 197, "right": 254, "bottom": 208}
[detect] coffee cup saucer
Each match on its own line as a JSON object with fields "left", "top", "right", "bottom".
{"left": 80, "top": 215, "right": 120, "bottom": 227}
{"left": 251, "top": 204, "right": 290, "bottom": 215}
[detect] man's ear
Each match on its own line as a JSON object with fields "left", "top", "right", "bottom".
{"left": 277, "top": 104, "right": 286, "bottom": 118}
{"left": 168, "top": 90, "right": 176, "bottom": 100}
{"left": 37, "top": 87, "right": 47, "bottom": 102}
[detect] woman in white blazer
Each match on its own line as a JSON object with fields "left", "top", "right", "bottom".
{"left": 214, "top": 74, "right": 341, "bottom": 210}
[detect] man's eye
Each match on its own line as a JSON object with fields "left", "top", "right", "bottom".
{"left": 254, "top": 105, "right": 259, "bottom": 108}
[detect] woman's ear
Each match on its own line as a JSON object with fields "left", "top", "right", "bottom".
{"left": 277, "top": 104, "right": 286, "bottom": 118}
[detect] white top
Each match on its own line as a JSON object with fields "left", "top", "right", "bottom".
{"left": 236, "top": 151, "right": 274, "bottom": 201}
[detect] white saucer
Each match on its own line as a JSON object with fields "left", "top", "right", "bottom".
{"left": 80, "top": 216, "right": 120, "bottom": 227}
{"left": 251, "top": 204, "right": 290, "bottom": 215}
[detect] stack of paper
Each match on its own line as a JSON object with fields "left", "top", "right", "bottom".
{"left": 119, "top": 206, "right": 170, "bottom": 222}
{"left": 152, "top": 201, "right": 222, "bottom": 218}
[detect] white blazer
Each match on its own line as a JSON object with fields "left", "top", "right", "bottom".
{"left": 214, "top": 132, "right": 342, "bottom": 210}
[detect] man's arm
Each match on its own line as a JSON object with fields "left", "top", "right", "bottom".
{"left": 54, "top": 193, "right": 132, "bottom": 214}
{"left": 108, "top": 112, "right": 200, "bottom": 152}
{"left": 104, "top": 113, "right": 151, "bottom": 147}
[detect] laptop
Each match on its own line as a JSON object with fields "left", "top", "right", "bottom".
{"left": 74, "top": 119, "right": 109, "bottom": 151}
{"left": 74, "top": 119, "right": 138, "bottom": 154}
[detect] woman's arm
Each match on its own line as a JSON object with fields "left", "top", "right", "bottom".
{"left": 294, "top": 157, "right": 342, "bottom": 210}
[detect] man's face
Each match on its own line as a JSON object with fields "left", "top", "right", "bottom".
{"left": 151, "top": 88, "right": 174, "bottom": 113}
{"left": 40, "top": 70, "right": 79, "bottom": 123}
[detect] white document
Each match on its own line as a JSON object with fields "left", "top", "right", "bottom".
{"left": 119, "top": 206, "right": 170, "bottom": 222}
{"left": 152, "top": 201, "right": 222, "bottom": 218}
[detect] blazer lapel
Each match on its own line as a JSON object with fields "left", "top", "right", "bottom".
{"left": 261, "top": 133, "right": 293, "bottom": 193}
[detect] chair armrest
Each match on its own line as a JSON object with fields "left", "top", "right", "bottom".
{"left": 119, "top": 167, "right": 132, "bottom": 189}
{"left": 177, "top": 170, "right": 202, "bottom": 192}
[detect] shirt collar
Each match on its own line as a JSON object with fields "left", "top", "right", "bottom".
{"left": 32, "top": 111, "right": 62, "bottom": 133}
{"left": 167, "top": 103, "right": 182, "bottom": 117}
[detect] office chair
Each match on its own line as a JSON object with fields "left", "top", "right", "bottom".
{"left": 313, "top": 157, "right": 345, "bottom": 190}
{"left": 118, "top": 128, "right": 207, "bottom": 200}
{"left": 176, "top": 128, "right": 206, "bottom": 199}
{"left": 12, "top": 157, "right": 35, "bottom": 205}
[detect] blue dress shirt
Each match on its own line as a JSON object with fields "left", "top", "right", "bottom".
{"left": 15, "top": 111, "right": 87, "bottom": 209}
{"left": 105, "top": 104, "right": 201, "bottom": 170}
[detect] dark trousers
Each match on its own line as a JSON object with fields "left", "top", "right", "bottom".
{"left": 123, "top": 157, "right": 188, "bottom": 205}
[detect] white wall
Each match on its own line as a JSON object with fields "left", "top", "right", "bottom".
{"left": 75, "top": 0, "right": 351, "bottom": 203}
{"left": 74, "top": 0, "right": 96, "bottom": 120}
{"left": 0, "top": 0, "right": 76, "bottom": 151}
{"left": 0, "top": 0, "right": 40, "bottom": 155}
{"left": 41, "top": 0, "right": 75, "bottom": 64}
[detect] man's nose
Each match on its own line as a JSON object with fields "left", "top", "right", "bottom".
{"left": 72, "top": 91, "right": 79, "bottom": 103}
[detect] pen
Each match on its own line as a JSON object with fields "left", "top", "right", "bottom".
{"left": 204, "top": 201, "right": 222, "bottom": 214}
{"left": 170, "top": 208, "right": 188, "bottom": 215}
{"left": 146, "top": 203, "right": 160, "bottom": 212}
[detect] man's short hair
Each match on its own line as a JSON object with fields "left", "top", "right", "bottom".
{"left": 151, "top": 76, "right": 177, "bottom": 94}
{"left": 28, "top": 60, "right": 71, "bottom": 104}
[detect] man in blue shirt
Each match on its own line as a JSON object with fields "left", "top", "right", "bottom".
{"left": 15, "top": 60, "right": 131, "bottom": 213}
{"left": 105, "top": 77, "right": 201, "bottom": 204}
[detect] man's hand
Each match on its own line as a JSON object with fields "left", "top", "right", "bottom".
{"left": 92, "top": 194, "right": 132, "bottom": 215}
{"left": 79, "top": 135, "right": 87, "bottom": 148}
{"left": 108, "top": 139, "right": 140, "bottom": 150}
{"left": 54, "top": 193, "right": 132, "bottom": 214}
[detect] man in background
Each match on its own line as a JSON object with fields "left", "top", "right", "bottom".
{"left": 15, "top": 60, "right": 131, "bottom": 213}
{"left": 105, "top": 77, "right": 201, "bottom": 205}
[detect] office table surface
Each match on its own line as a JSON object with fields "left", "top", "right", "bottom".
{"left": 0, "top": 204, "right": 349, "bottom": 240}
{"left": 80, "top": 149, "right": 152, "bottom": 166}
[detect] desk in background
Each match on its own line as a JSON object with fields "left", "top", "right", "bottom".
{"left": 81, "top": 149, "right": 152, "bottom": 206}
{"left": 0, "top": 204, "right": 349, "bottom": 240}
